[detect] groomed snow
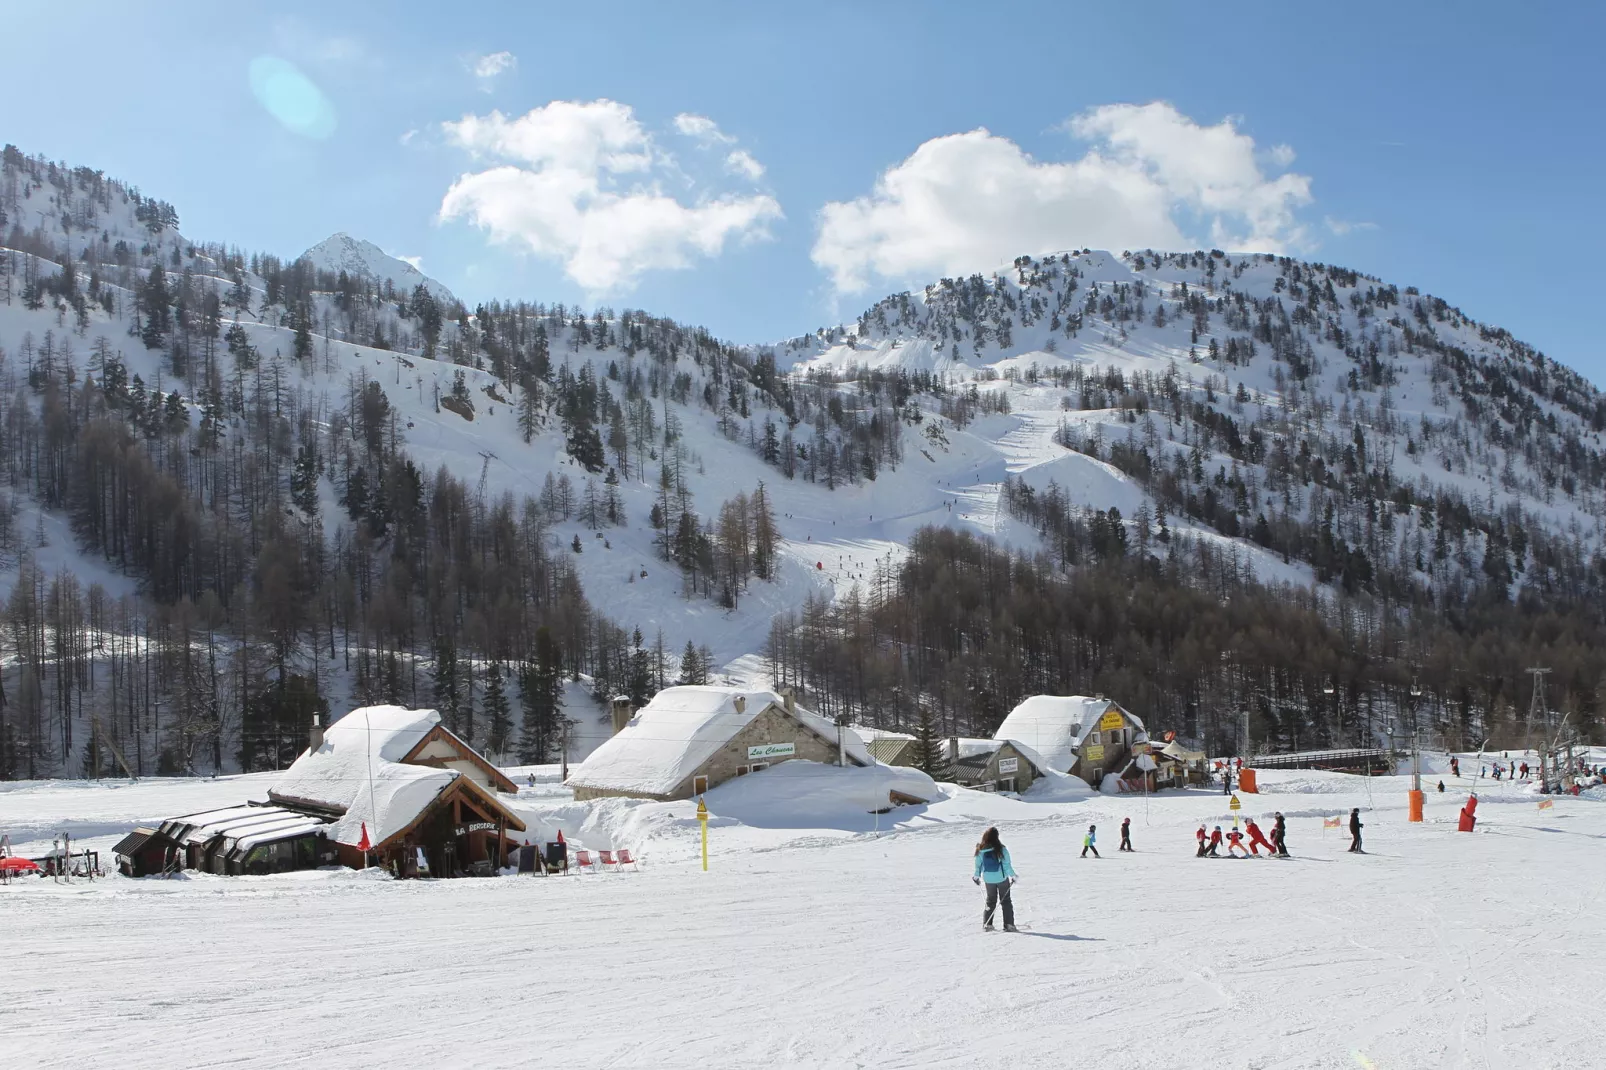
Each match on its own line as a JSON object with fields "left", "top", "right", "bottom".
{"left": 566, "top": 686, "right": 871, "bottom": 797}
{"left": 3, "top": 758, "right": 1600, "bottom": 1068}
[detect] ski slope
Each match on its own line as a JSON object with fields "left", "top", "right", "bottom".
{"left": 4, "top": 760, "right": 1601, "bottom": 1069}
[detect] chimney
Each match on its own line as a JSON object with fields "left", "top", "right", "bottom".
{"left": 948, "top": 736, "right": 960, "bottom": 764}
{"left": 309, "top": 715, "right": 324, "bottom": 753}
{"left": 783, "top": 688, "right": 796, "bottom": 716}
{"left": 733, "top": 694, "right": 747, "bottom": 715}
{"left": 610, "top": 697, "right": 633, "bottom": 735}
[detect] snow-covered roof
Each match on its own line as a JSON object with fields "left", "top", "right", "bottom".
{"left": 567, "top": 686, "right": 871, "bottom": 797}
{"left": 993, "top": 696, "right": 1146, "bottom": 772}
{"left": 269, "top": 706, "right": 460, "bottom": 848}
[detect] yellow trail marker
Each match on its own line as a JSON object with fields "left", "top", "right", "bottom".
{"left": 697, "top": 796, "right": 709, "bottom": 871}
{"left": 1229, "top": 793, "right": 1241, "bottom": 828}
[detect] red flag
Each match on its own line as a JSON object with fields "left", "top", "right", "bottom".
{"left": 357, "top": 823, "right": 372, "bottom": 853}
{"left": 556, "top": 829, "right": 566, "bottom": 846}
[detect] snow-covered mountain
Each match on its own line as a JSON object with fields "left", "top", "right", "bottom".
{"left": 300, "top": 232, "right": 456, "bottom": 306}
{"left": 3, "top": 144, "right": 1605, "bottom": 776}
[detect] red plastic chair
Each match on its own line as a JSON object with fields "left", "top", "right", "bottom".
{"left": 597, "top": 850, "right": 619, "bottom": 871}
{"left": 616, "top": 848, "right": 640, "bottom": 871}
{"left": 573, "top": 849, "right": 595, "bottom": 874}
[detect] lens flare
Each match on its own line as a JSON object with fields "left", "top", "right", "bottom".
{"left": 248, "top": 56, "right": 337, "bottom": 139}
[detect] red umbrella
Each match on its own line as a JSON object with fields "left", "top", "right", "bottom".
{"left": 357, "top": 823, "right": 372, "bottom": 853}
{"left": 1, "top": 857, "right": 40, "bottom": 874}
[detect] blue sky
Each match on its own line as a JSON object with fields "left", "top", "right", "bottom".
{"left": 5, "top": 1, "right": 1604, "bottom": 377}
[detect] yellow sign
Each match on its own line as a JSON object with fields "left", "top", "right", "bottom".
{"left": 697, "top": 797, "right": 709, "bottom": 871}
{"left": 1228, "top": 794, "right": 1241, "bottom": 810}
{"left": 1098, "top": 710, "right": 1125, "bottom": 732}
{"left": 1083, "top": 744, "right": 1106, "bottom": 762}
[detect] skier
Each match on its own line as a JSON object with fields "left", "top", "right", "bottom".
{"left": 1195, "top": 824, "right": 1208, "bottom": 857}
{"left": 1450, "top": 756, "right": 1460, "bottom": 778}
{"left": 1272, "top": 812, "right": 1289, "bottom": 857}
{"left": 1245, "top": 818, "right": 1274, "bottom": 856}
{"left": 1226, "top": 827, "right": 1249, "bottom": 857}
{"left": 1119, "top": 817, "right": 1133, "bottom": 852}
{"left": 1081, "top": 825, "right": 1100, "bottom": 858}
{"left": 972, "top": 826, "right": 1018, "bottom": 932}
{"left": 1520, "top": 762, "right": 1529, "bottom": 779}
{"left": 1348, "top": 808, "right": 1364, "bottom": 853}
{"left": 1206, "top": 826, "right": 1223, "bottom": 856}
{"left": 1437, "top": 780, "right": 1445, "bottom": 792}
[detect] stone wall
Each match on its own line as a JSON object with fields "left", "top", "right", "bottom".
{"left": 667, "top": 703, "right": 851, "bottom": 799}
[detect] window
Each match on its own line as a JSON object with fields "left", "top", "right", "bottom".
{"left": 1088, "top": 731, "right": 1100, "bottom": 745}
{"left": 693, "top": 775, "right": 708, "bottom": 795}
{"left": 997, "top": 777, "right": 1016, "bottom": 793}
{"left": 1090, "top": 768, "right": 1102, "bottom": 783}
{"left": 736, "top": 766, "right": 749, "bottom": 777}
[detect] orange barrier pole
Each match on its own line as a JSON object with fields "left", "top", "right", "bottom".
{"left": 1407, "top": 789, "right": 1424, "bottom": 822}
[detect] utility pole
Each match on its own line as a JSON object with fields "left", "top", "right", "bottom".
{"left": 560, "top": 717, "right": 570, "bottom": 783}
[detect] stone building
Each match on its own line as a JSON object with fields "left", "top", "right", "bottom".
{"left": 567, "top": 686, "right": 872, "bottom": 802}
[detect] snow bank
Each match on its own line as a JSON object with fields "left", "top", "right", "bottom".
{"left": 567, "top": 686, "right": 870, "bottom": 797}
{"left": 702, "top": 760, "right": 938, "bottom": 829}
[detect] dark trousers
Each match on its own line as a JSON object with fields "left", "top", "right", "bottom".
{"left": 1120, "top": 834, "right": 1132, "bottom": 851}
{"left": 1196, "top": 841, "right": 1207, "bottom": 857}
{"left": 984, "top": 880, "right": 1014, "bottom": 928}
{"left": 1349, "top": 830, "right": 1362, "bottom": 852}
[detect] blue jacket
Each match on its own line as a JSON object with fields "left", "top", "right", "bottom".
{"left": 973, "top": 845, "right": 1016, "bottom": 884}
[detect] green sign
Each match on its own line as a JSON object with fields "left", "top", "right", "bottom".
{"left": 747, "top": 742, "right": 796, "bottom": 760}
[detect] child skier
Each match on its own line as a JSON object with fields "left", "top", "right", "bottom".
{"left": 1206, "top": 826, "right": 1223, "bottom": 856}
{"left": 1119, "top": 817, "right": 1133, "bottom": 852}
{"left": 1226, "top": 827, "right": 1249, "bottom": 857}
{"left": 1348, "top": 808, "right": 1364, "bottom": 853}
{"left": 1244, "top": 818, "right": 1274, "bottom": 856}
{"left": 971, "top": 826, "right": 1018, "bottom": 932}
{"left": 1272, "top": 812, "right": 1289, "bottom": 857}
{"left": 1195, "top": 824, "right": 1208, "bottom": 857}
{"left": 1081, "top": 825, "right": 1100, "bottom": 858}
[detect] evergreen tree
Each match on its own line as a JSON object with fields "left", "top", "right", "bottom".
{"left": 484, "top": 663, "right": 511, "bottom": 758}
{"left": 518, "top": 628, "right": 563, "bottom": 763}
{"left": 139, "top": 264, "right": 171, "bottom": 349}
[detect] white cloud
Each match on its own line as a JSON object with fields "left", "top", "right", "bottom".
{"left": 673, "top": 113, "right": 734, "bottom": 144}
{"left": 397, "top": 254, "right": 425, "bottom": 271}
{"left": 470, "top": 50, "right": 516, "bottom": 88}
{"left": 813, "top": 101, "right": 1314, "bottom": 293}
{"left": 439, "top": 99, "right": 781, "bottom": 292}
{"left": 1324, "top": 217, "right": 1378, "bottom": 236}
{"left": 725, "top": 149, "right": 765, "bottom": 180}
{"left": 399, "top": 128, "right": 419, "bottom": 146}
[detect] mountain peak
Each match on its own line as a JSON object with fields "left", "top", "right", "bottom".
{"left": 301, "top": 232, "right": 457, "bottom": 306}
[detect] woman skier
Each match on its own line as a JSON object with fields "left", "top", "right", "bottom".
{"left": 972, "top": 827, "right": 1018, "bottom": 932}
{"left": 1081, "top": 825, "right": 1100, "bottom": 858}
{"left": 1119, "top": 817, "right": 1133, "bottom": 852}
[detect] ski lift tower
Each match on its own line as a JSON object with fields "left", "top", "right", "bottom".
{"left": 1526, "top": 667, "right": 1552, "bottom": 787}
